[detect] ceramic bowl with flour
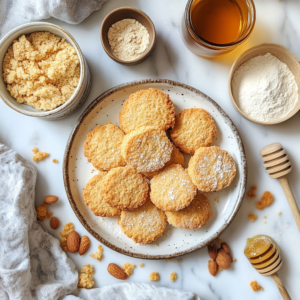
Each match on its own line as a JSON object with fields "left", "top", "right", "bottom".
{"left": 228, "top": 44, "right": 300, "bottom": 125}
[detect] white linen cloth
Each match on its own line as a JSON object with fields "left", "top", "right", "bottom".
{"left": 0, "top": 143, "right": 200, "bottom": 300}
{"left": 0, "top": 0, "right": 107, "bottom": 39}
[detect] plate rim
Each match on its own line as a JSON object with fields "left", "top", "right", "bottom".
{"left": 63, "top": 79, "right": 247, "bottom": 260}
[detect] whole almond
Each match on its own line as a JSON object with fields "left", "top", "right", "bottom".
{"left": 221, "top": 242, "right": 231, "bottom": 254}
{"left": 79, "top": 236, "right": 91, "bottom": 255}
{"left": 208, "top": 243, "right": 217, "bottom": 260}
{"left": 50, "top": 217, "right": 60, "bottom": 229}
{"left": 67, "top": 230, "right": 80, "bottom": 253}
{"left": 107, "top": 263, "right": 128, "bottom": 280}
{"left": 216, "top": 249, "right": 232, "bottom": 270}
{"left": 208, "top": 260, "right": 218, "bottom": 276}
{"left": 44, "top": 195, "right": 58, "bottom": 205}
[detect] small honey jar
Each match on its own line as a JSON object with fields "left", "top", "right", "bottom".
{"left": 181, "top": 0, "right": 256, "bottom": 57}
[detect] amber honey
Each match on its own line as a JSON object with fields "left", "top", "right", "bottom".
{"left": 190, "top": 0, "right": 249, "bottom": 45}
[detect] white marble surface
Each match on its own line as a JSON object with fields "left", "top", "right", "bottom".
{"left": 1, "top": 0, "right": 300, "bottom": 299}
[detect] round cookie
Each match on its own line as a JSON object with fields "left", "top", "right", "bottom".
{"left": 121, "top": 126, "right": 173, "bottom": 173}
{"left": 188, "top": 146, "right": 236, "bottom": 192}
{"left": 119, "top": 199, "right": 166, "bottom": 244}
{"left": 84, "top": 122, "right": 126, "bottom": 171}
{"left": 119, "top": 88, "right": 175, "bottom": 134}
{"left": 143, "top": 145, "right": 185, "bottom": 180}
{"left": 166, "top": 192, "right": 212, "bottom": 230}
{"left": 83, "top": 172, "right": 121, "bottom": 217}
{"left": 150, "top": 164, "right": 197, "bottom": 211}
{"left": 170, "top": 108, "right": 217, "bottom": 155}
{"left": 101, "top": 166, "right": 149, "bottom": 210}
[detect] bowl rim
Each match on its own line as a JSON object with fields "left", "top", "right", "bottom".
{"left": 63, "top": 78, "right": 247, "bottom": 260}
{"left": 228, "top": 43, "right": 300, "bottom": 125}
{"left": 0, "top": 21, "right": 85, "bottom": 118}
{"left": 100, "top": 6, "right": 156, "bottom": 65}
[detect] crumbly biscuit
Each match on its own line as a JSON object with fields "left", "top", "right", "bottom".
{"left": 101, "top": 166, "right": 149, "bottom": 210}
{"left": 143, "top": 145, "right": 185, "bottom": 179}
{"left": 84, "top": 122, "right": 126, "bottom": 171}
{"left": 150, "top": 164, "right": 197, "bottom": 211}
{"left": 119, "top": 200, "right": 166, "bottom": 244}
{"left": 121, "top": 126, "right": 173, "bottom": 173}
{"left": 166, "top": 192, "right": 212, "bottom": 229}
{"left": 119, "top": 88, "right": 175, "bottom": 134}
{"left": 83, "top": 172, "right": 121, "bottom": 217}
{"left": 170, "top": 108, "right": 217, "bottom": 155}
{"left": 188, "top": 146, "right": 236, "bottom": 192}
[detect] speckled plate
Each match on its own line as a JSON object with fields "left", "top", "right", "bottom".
{"left": 63, "top": 79, "right": 247, "bottom": 259}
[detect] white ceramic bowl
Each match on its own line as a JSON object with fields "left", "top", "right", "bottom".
{"left": 0, "top": 22, "right": 91, "bottom": 120}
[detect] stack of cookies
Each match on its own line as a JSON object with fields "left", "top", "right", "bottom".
{"left": 83, "top": 88, "right": 236, "bottom": 244}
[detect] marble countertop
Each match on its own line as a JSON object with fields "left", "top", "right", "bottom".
{"left": 1, "top": 0, "right": 300, "bottom": 299}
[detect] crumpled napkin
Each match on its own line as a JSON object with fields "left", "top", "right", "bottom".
{"left": 0, "top": 0, "right": 107, "bottom": 39}
{"left": 0, "top": 143, "right": 200, "bottom": 300}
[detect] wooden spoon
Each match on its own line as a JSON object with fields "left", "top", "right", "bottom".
{"left": 244, "top": 235, "right": 291, "bottom": 300}
{"left": 260, "top": 143, "right": 300, "bottom": 232}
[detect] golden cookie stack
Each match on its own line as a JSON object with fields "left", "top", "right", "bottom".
{"left": 83, "top": 88, "right": 236, "bottom": 244}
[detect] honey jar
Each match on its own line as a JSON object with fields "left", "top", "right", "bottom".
{"left": 181, "top": 0, "right": 256, "bottom": 58}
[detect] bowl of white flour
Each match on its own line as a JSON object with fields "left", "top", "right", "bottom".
{"left": 229, "top": 44, "right": 300, "bottom": 125}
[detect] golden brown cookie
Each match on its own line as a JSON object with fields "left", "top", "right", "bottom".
{"left": 101, "top": 166, "right": 149, "bottom": 210}
{"left": 170, "top": 108, "right": 217, "bottom": 155}
{"left": 83, "top": 172, "right": 121, "bottom": 217}
{"left": 119, "top": 88, "right": 175, "bottom": 134}
{"left": 121, "top": 126, "right": 173, "bottom": 173}
{"left": 84, "top": 122, "right": 126, "bottom": 171}
{"left": 143, "top": 145, "right": 185, "bottom": 180}
{"left": 150, "top": 164, "right": 197, "bottom": 211}
{"left": 119, "top": 199, "right": 166, "bottom": 244}
{"left": 188, "top": 146, "right": 236, "bottom": 192}
{"left": 165, "top": 192, "right": 212, "bottom": 229}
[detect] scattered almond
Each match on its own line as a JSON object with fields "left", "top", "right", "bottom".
{"left": 208, "top": 243, "right": 217, "bottom": 260}
{"left": 107, "top": 263, "right": 128, "bottom": 280}
{"left": 67, "top": 230, "right": 80, "bottom": 253}
{"left": 44, "top": 195, "right": 58, "bottom": 205}
{"left": 221, "top": 242, "right": 231, "bottom": 254}
{"left": 216, "top": 249, "right": 232, "bottom": 270}
{"left": 208, "top": 260, "right": 218, "bottom": 277}
{"left": 50, "top": 217, "right": 60, "bottom": 229}
{"left": 79, "top": 236, "right": 91, "bottom": 255}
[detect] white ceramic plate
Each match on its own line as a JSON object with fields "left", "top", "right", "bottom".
{"left": 63, "top": 79, "right": 247, "bottom": 259}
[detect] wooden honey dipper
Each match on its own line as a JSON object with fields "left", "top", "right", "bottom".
{"left": 260, "top": 143, "right": 300, "bottom": 232}
{"left": 244, "top": 235, "right": 291, "bottom": 300}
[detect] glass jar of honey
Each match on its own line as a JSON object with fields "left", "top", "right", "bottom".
{"left": 181, "top": 0, "right": 256, "bottom": 58}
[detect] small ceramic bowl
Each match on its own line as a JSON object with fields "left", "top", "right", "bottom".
{"left": 0, "top": 22, "right": 91, "bottom": 120}
{"left": 100, "top": 7, "right": 156, "bottom": 65}
{"left": 228, "top": 43, "right": 300, "bottom": 125}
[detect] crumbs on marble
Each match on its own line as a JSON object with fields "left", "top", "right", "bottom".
{"left": 263, "top": 216, "right": 267, "bottom": 219}
{"left": 36, "top": 203, "right": 52, "bottom": 221}
{"left": 170, "top": 272, "right": 177, "bottom": 282}
{"left": 250, "top": 280, "right": 263, "bottom": 292}
{"left": 59, "top": 222, "right": 75, "bottom": 252}
{"left": 264, "top": 221, "right": 267, "bottom": 224}
{"left": 156, "top": 243, "right": 159, "bottom": 247}
{"left": 78, "top": 264, "right": 95, "bottom": 288}
{"left": 247, "top": 185, "right": 257, "bottom": 199}
{"left": 248, "top": 214, "right": 257, "bottom": 222}
{"left": 32, "top": 147, "right": 49, "bottom": 162}
{"left": 52, "top": 159, "right": 59, "bottom": 163}
{"left": 165, "top": 258, "right": 172, "bottom": 262}
{"left": 149, "top": 272, "right": 160, "bottom": 281}
{"left": 123, "top": 263, "right": 136, "bottom": 276}
{"left": 277, "top": 211, "right": 281, "bottom": 215}
{"left": 256, "top": 191, "right": 274, "bottom": 210}
{"left": 214, "top": 197, "right": 219, "bottom": 203}
{"left": 139, "top": 263, "right": 144, "bottom": 267}
{"left": 90, "top": 244, "right": 103, "bottom": 261}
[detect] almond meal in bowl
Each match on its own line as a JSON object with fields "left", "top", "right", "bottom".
{"left": 0, "top": 22, "right": 91, "bottom": 120}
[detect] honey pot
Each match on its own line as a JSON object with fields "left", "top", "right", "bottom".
{"left": 181, "top": 0, "right": 256, "bottom": 57}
